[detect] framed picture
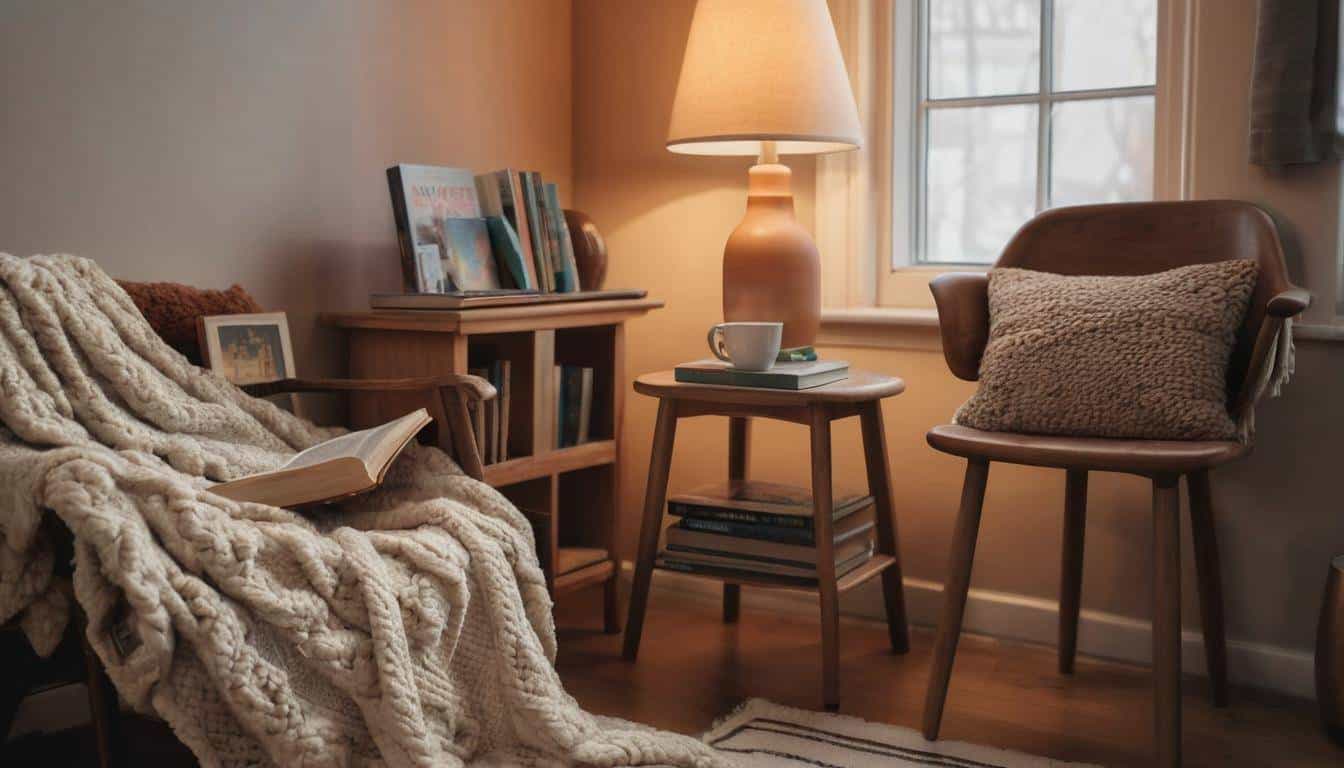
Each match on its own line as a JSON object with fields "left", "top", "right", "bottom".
{"left": 198, "top": 312, "right": 296, "bottom": 385}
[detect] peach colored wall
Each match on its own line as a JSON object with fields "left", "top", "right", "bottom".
{"left": 574, "top": 0, "right": 1344, "bottom": 665}
{"left": 0, "top": 0, "right": 572, "bottom": 379}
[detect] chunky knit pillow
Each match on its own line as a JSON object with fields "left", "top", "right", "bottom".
{"left": 954, "top": 260, "right": 1259, "bottom": 441}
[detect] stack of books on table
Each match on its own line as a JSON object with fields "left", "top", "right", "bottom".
{"left": 657, "top": 480, "right": 875, "bottom": 586}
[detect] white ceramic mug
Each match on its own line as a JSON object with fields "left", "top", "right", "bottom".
{"left": 706, "top": 321, "right": 783, "bottom": 371}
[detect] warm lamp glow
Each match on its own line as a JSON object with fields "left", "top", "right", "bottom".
{"left": 666, "top": 0, "right": 862, "bottom": 157}
{"left": 665, "top": 0, "right": 861, "bottom": 349}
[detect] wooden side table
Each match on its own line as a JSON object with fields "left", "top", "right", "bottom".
{"left": 321, "top": 298, "right": 662, "bottom": 633}
{"left": 623, "top": 369, "right": 911, "bottom": 709}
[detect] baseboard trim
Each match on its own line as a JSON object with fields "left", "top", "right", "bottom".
{"left": 634, "top": 563, "right": 1315, "bottom": 700}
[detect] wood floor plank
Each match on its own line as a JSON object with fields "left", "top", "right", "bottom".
{"left": 556, "top": 584, "right": 1338, "bottom": 768}
{"left": 7, "top": 584, "right": 1334, "bottom": 768}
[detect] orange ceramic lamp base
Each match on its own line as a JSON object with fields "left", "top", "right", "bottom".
{"left": 722, "top": 158, "right": 820, "bottom": 350}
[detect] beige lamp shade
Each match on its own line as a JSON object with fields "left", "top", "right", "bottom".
{"left": 667, "top": 0, "right": 862, "bottom": 156}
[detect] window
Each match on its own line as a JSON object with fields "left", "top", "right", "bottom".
{"left": 904, "top": 0, "right": 1158, "bottom": 265}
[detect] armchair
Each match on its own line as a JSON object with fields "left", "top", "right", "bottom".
{"left": 2, "top": 289, "right": 495, "bottom": 768}
{"left": 919, "top": 201, "right": 1310, "bottom": 767}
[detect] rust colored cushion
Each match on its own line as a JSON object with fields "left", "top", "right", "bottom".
{"left": 954, "top": 260, "right": 1259, "bottom": 441}
{"left": 116, "top": 280, "right": 263, "bottom": 364}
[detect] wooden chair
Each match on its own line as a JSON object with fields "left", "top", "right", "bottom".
{"left": 2, "top": 303, "right": 494, "bottom": 767}
{"left": 919, "top": 201, "right": 1311, "bottom": 767}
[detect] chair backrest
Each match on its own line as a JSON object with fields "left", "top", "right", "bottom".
{"left": 990, "top": 200, "right": 1295, "bottom": 408}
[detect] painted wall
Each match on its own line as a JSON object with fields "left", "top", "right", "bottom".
{"left": 0, "top": 0, "right": 572, "bottom": 379}
{"left": 574, "top": 0, "right": 1344, "bottom": 694}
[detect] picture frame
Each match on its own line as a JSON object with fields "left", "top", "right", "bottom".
{"left": 197, "top": 312, "right": 296, "bottom": 386}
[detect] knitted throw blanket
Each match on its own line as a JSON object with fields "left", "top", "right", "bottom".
{"left": 0, "top": 254, "right": 726, "bottom": 768}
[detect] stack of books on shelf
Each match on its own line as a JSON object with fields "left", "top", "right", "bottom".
{"left": 657, "top": 480, "right": 875, "bottom": 586}
{"left": 387, "top": 164, "right": 580, "bottom": 297}
{"left": 674, "top": 348, "right": 849, "bottom": 390}
{"left": 554, "top": 365, "right": 595, "bottom": 448}
{"left": 466, "top": 351, "right": 511, "bottom": 465}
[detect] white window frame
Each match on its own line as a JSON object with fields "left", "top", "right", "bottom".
{"left": 903, "top": 0, "right": 1158, "bottom": 268}
{"left": 816, "top": 0, "right": 1187, "bottom": 317}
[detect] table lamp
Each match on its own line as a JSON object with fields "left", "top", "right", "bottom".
{"left": 667, "top": 0, "right": 862, "bottom": 349}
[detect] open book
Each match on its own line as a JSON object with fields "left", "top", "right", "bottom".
{"left": 212, "top": 409, "right": 432, "bottom": 508}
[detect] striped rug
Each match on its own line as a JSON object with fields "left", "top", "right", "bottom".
{"left": 702, "top": 700, "right": 1098, "bottom": 767}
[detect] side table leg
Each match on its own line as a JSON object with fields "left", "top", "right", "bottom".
{"left": 810, "top": 406, "right": 841, "bottom": 711}
{"left": 724, "top": 416, "right": 750, "bottom": 624}
{"left": 623, "top": 399, "right": 679, "bottom": 661}
{"left": 859, "top": 402, "right": 910, "bottom": 653}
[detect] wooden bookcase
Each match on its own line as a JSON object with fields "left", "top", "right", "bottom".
{"left": 321, "top": 298, "right": 661, "bottom": 631}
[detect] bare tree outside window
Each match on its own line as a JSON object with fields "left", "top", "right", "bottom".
{"left": 911, "top": 0, "right": 1157, "bottom": 265}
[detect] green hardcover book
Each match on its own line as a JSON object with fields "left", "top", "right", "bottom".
{"left": 490, "top": 170, "right": 541, "bottom": 290}
{"left": 485, "top": 216, "right": 532, "bottom": 290}
{"left": 673, "top": 359, "right": 848, "bottom": 390}
{"left": 519, "top": 171, "right": 552, "bottom": 292}
{"left": 544, "top": 182, "right": 580, "bottom": 292}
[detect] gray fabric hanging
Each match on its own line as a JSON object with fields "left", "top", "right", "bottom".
{"left": 1249, "top": 0, "right": 1342, "bottom": 165}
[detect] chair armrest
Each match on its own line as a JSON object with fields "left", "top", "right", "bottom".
{"left": 929, "top": 272, "right": 990, "bottom": 382}
{"left": 1267, "top": 287, "right": 1312, "bottom": 318}
{"left": 243, "top": 375, "right": 497, "bottom": 401}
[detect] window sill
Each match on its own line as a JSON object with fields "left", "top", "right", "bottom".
{"left": 817, "top": 311, "right": 1344, "bottom": 350}
{"left": 817, "top": 307, "right": 942, "bottom": 351}
{"left": 1295, "top": 322, "right": 1344, "bottom": 343}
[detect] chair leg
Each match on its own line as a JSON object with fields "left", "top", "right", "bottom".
{"left": 1152, "top": 476, "right": 1183, "bottom": 768}
{"left": 82, "top": 636, "right": 125, "bottom": 768}
{"left": 1187, "top": 470, "right": 1229, "bottom": 707}
{"left": 1059, "top": 469, "right": 1088, "bottom": 674}
{"left": 922, "top": 459, "right": 990, "bottom": 741}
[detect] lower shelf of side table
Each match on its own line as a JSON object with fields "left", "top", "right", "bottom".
{"left": 654, "top": 554, "right": 896, "bottom": 595}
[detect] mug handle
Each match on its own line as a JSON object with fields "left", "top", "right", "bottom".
{"left": 706, "top": 324, "right": 731, "bottom": 362}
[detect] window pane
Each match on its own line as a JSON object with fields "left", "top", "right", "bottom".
{"left": 928, "top": 0, "right": 1040, "bottom": 99}
{"left": 924, "top": 104, "right": 1038, "bottom": 263}
{"left": 1049, "top": 96, "right": 1154, "bottom": 208}
{"left": 1052, "top": 0, "right": 1156, "bottom": 91}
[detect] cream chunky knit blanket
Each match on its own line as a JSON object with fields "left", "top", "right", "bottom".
{"left": 0, "top": 254, "right": 726, "bottom": 768}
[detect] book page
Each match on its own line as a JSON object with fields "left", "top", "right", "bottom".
{"left": 282, "top": 411, "right": 423, "bottom": 472}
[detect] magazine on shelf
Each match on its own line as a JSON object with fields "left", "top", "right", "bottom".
{"left": 387, "top": 164, "right": 501, "bottom": 292}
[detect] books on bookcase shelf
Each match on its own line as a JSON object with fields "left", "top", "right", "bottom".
{"left": 465, "top": 353, "right": 512, "bottom": 465}
{"left": 674, "top": 359, "right": 849, "bottom": 390}
{"left": 387, "top": 163, "right": 582, "bottom": 297}
{"left": 657, "top": 480, "right": 875, "bottom": 584}
{"left": 553, "top": 365, "right": 596, "bottom": 449}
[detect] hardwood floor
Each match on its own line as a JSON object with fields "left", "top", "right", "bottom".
{"left": 556, "top": 585, "right": 1340, "bottom": 767}
{"left": 5, "top": 583, "right": 1337, "bottom": 766}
